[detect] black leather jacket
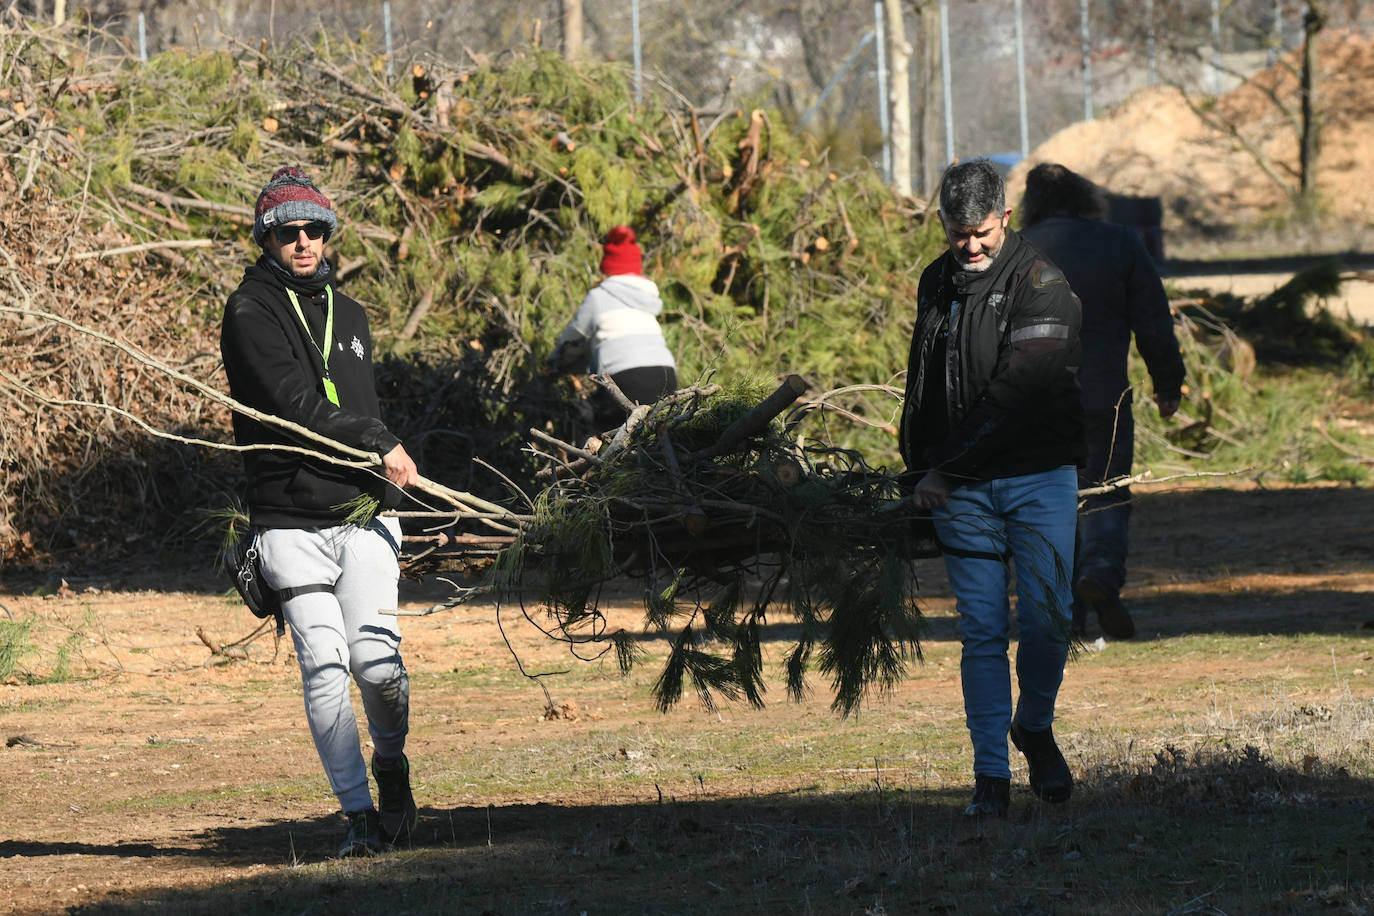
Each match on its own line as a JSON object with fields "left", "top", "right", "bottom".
{"left": 899, "top": 228, "right": 1084, "bottom": 483}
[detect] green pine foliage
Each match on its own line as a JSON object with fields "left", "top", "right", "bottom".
{"left": 494, "top": 381, "right": 929, "bottom": 715}
{"left": 1136, "top": 265, "right": 1371, "bottom": 484}
{"left": 0, "top": 618, "right": 34, "bottom": 682}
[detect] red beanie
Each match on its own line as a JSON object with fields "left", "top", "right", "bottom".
{"left": 600, "top": 225, "right": 643, "bottom": 276}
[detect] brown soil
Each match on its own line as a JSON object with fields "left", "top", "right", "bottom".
{"left": 2, "top": 482, "right": 1371, "bottom": 914}
{"left": 1007, "top": 29, "right": 1374, "bottom": 236}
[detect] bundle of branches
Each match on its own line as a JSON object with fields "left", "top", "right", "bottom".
{"left": 462, "top": 374, "right": 939, "bottom": 716}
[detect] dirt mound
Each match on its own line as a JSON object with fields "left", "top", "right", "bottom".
{"left": 1009, "top": 29, "right": 1374, "bottom": 238}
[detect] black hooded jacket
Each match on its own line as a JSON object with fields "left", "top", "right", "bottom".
{"left": 221, "top": 256, "right": 404, "bottom": 529}
{"left": 899, "top": 228, "right": 1084, "bottom": 483}
{"left": 1020, "top": 214, "right": 1184, "bottom": 413}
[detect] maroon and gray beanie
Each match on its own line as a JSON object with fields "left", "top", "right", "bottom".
{"left": 252, "top": 166, "right": 338, "bottom": 245}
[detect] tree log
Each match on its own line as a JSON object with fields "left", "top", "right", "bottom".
{"left": 692, "top": 374, "right": 808, "bottom": 460}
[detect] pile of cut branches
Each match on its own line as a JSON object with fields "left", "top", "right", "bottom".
{"left": 0, "top": 14, "right": 941, "bottom": 570}
{"left": 407, "top": 374, "right": 938, "bottom": 715}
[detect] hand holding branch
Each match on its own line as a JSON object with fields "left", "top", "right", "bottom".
{"left": 910, "top": 470, "right": 950, "bottom": 510}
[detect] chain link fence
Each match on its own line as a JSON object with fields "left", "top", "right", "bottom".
{"left": 17, "top": 0, "right": 1374, "bottom": 197}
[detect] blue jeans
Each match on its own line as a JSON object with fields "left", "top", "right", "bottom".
{"left": 932, "top": 466, "right": 1077, "bottom": 779}
{"left": 1077, "top": 406, "right": 1135, "bottom": 596}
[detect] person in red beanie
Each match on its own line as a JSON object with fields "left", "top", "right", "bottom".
{"left": 548, "top": 225, "right": 678, "bottom": 427}
{"left": 221, "top": 165, "right": 420, "bottom": 857}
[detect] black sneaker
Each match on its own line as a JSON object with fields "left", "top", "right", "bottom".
{"left": 1009, "top": 721, "right": 1073, "bottom": 803}
{"left": 1074, "top": 578, "right": 1134, "bottom": 639}
{"left": 964, "top": 774, "right": 1010, "bottom": 819}
{"left": 338, "top": 808, "right": 383, "bottom": 857}
{"left": 372, "top": 753, "right": 418, "bottom": 844}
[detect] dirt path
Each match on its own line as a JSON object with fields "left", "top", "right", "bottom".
{"left": 1159, "top": 247, "right": 1374, "bottom": 324}
{"left": 1173, "top": 272, "right": 1374, "bottom": 324}
{"left": 1, "top": 483, "right": 1371, "bottom": 914}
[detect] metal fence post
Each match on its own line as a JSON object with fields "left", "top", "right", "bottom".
{"left": 384, "top": 1, "right": 394, "bottom": 81}
{"left": 940, "top": 0, "right": 953, "bottom": 165}
{"left": 632, "top": 0, "right": 643, "bottom": 105}
{"left": 1214, "top": 0, "right": 1225, "bottom": 94}
{"left": 1146, "top": 0, "right": 1157, "bottom": 86}
{"left": 1079, "top": 0, "right": 1093, "bottom": 121}
{"left": 138, "top": 11, "right": 147, "bottom": 63}
{"left": 1211, "top": 0, "right": 1222, "bottom": 95}
{"left": 1014, "top": 0, "right": 1028, "bottom": 158}
{"left": 874, "top": 1, "right": 891, "bottom": 184}
{"left": 1269, "top": 0, "right": 1282, "bottom": 65}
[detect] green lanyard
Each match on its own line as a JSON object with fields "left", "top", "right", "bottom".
{"left": 285, "top": 286, "right": 340, "bottom": 406}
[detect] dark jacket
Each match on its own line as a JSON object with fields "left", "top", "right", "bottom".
{"left": 1020, "top": 215, "right": 1184, "bottom": 413}
{"left": 899, "top": 228, "right": 1084, "bottom": 483}
{"left": 221, "top": 256, "right": 404, "bottom": 529}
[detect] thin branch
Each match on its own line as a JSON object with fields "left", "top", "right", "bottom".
{"left": 0, "top": 304, "right": 529, "bottom": 524}
{"left": 38, "top": 238, "right": 213, "bottom": 265}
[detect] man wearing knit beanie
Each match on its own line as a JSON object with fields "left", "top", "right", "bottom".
{"left": 221, "top": 165, "right": 421, "bottom": 857}
{"left": 548, "top": 225, "right": 677, "bottom": 428}
{"left": 252, "top": 165, "right": 339, "bottom": 250}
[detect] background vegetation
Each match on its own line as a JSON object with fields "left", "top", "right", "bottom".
{"left": 0, "top": 15, "right": 1369, "bottom": 576}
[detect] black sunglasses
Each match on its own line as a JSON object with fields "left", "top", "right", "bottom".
{"left": 271, "top": 221, "right": 331, "bottom": 245}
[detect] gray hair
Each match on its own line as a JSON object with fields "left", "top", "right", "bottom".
{"left": 938, "top": 158, "right": 1006, "bottom": 226}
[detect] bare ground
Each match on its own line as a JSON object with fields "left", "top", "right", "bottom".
{"left": 1, "top": 482, "right": 1372, "bottom": 915}
{"left": 1161, "top": 251, "right": 1374, "bottom": 326}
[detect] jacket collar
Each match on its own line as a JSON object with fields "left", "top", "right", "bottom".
{"left": 947, "top": 227, "right": 1022, "bottom": 295}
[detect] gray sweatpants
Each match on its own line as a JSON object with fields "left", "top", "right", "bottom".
{"left": 257, "top": 517, "right": 409, "bottom": 814}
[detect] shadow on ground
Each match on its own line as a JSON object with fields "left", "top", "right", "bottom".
{"left": 24, "top": 759, "right": 1374, "bottom": 916}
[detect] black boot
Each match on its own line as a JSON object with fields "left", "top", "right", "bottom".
{"left": 964, "top": 774, "right": 1010, "bottom": 819}
{"left": 1010, "top": 721, "right": 1073, "bottom": 803}
{"left": 1074, "top": 578, "right": 1134, "bottom": 639}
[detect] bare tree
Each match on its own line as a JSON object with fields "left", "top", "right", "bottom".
{"left": 912, "top": 1, "right": 941, "bottom": 197}
{"left": 1162, "top": 0, "right": 1330, "bottom": 213}
{"left": 884, "top": 0, "right": 913, "bottom": 197}
{"left": 1298, "top": 0, "right": 1326, "bottom": 204}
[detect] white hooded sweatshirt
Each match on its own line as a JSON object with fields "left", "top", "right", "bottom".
{"left": 552, "top": 273, "right": 676, "bottom": 376}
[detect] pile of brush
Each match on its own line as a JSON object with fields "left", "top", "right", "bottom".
{"left": 402, "top": 374, "right": 938, "bottom": 715}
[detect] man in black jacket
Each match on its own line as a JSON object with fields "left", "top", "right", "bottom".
{"left": 221, "top": 166, "right": 420, "bottom": 856}
{"left": 1019, "top": 163, "right": 1185, "bottom": 640}
{"left": 901, "top": 159, "right": 1083, "bottom": 819}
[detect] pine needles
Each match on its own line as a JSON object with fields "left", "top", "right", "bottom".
{"left": 497, "top": 376, "right": 934, "bottom": 716}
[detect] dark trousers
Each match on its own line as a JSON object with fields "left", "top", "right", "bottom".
{"left": 592, "top": 365, "right": 677, "bottom": 429}
{"left": 1075, "top": 404, "right": 1135, "bottom": 598}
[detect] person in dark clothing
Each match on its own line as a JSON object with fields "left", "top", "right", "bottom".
{"left": 900, "top": 158, "right": 1084, "bottom": 819}
{"left": 1019, "top": 163, "right": 1186, "bottom": 640}
{"left": 221, "top": 166, "right": 420, "bottom": 857}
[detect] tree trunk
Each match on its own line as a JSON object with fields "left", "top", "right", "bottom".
{"left": 797, "top": 0, "right": 832, "bottom": 91}
{"left": 915, "top": 2, "right": 941, "bottom": 197}
{"left": 562, "top": 0, "right": 584, "bottom": 62}
{"left": 1299, "top": 1, "right": 1326, "bottom": 204}
{"left": 884, "top": 0, "right": 913, "bottom": 198}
